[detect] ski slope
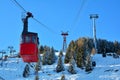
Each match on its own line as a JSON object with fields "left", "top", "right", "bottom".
{"left": 0, "top": 53, "right": 120, "bottom": 80}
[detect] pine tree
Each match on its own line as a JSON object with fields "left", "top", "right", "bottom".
{"left": 23, "top": 64, "right": 30, "bottom": 78}
{"left": 76, "top": 47, "right": 84, "bottom": 68}
{"left": 47, "top": 47, "right": 56, "bottom": 65}
{"left": 39, "top": 45, "right": 44, "bottom": 54}
{"left": 59, "top": 50, "right": 63, "bottom": 57}
{"left": 68, "top": 56, "right": 76, "bottom": 74}
{"left": 56, "top": 52, "right": 65, "bottom": 72}
{"left": 64, "top": 40, "right": 75, "bottom": 63}
{"left": 51, "top": 47, "right": 56, "bottom": 61}
{"left": 42, "top": 46, "right": 56, "bottom": 65}
{"left": 64, "top": 48, "right": 71, "bottom": 63}
{"left": 42, "top": 51, "right": 49, "bottom": 65}
{"left": 85, "top": 55, "right": 92, "bottom": 72}
{"left": 117, "top": 49, "right": 120, "bottom": 55}
{"left": 114, "top": 41, "right": 119, "bottom": 53}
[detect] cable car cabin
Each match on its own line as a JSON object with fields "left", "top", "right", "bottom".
{"left": 20, "top": 32, "right": 39, "bottom": 62}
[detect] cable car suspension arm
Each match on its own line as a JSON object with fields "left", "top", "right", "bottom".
{"left": 11, "top": 0, "right": 58, "bottom": 35}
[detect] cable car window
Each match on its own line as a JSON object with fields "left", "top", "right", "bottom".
{"left": 32, "top": 36, "right": 36, "bottom": 43}
{"left": 25, "top": 36, "right": 31, "bottom": 43}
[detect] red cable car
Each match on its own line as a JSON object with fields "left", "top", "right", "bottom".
{"left": 20, "top": 32, "right": 39, "bottom": 62}
{"left": 20, "top": 12, "right": 39, "bottom": 62}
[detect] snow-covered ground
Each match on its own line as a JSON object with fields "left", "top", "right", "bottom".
{"left": 0, "top": 53, "right": 120, "bottom": 80}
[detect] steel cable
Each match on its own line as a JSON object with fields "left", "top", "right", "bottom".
{"left": 11, "top": 0, "right": 59, "bottom": 35}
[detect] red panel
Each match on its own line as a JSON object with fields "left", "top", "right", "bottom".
{"left": 20, "top": 43, "right": 38, "bottom": 62}
{"left": 21, "top": 54, "right": 38, "bottom": 62}
{"left": 20, "top": 43, "right": 37, "bottom": 55}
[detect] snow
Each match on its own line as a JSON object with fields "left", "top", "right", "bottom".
{"left": 0, "top": 53, "right": 120, "bottom": 80}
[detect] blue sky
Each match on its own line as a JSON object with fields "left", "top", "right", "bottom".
{"left": 0, "top": 0, "right": 120, "bottom": 52}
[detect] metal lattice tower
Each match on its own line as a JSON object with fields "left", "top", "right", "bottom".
{"left": 61, "top": 32, "right": 69, "bottom": 52}
{"left": 90, "top": 14, "right": 99, "bottom": 53}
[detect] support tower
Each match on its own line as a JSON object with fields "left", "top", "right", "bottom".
{"left": 90, "top": 14, "right": 99, "bottom": 53}
{"left": 61, "top": 32, "right": 69, "bottom": 52}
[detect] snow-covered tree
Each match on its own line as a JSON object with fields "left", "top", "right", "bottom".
{"left": 42, "top": 46, "right": 56, "bottom": 65}
{"left": 85, "top": 55, "right": 92, "bottom": 72}
{"left": 64, "top": 40, "right": 75, "bottom": 63}
{"left": 42, "top": 51, "right": 49, "bottom": 65}
{"left": 56, "top": 51, "right": 65, "bottom": 72}
{"left": 64, "top": 48, "right": 71, "bottom": 63}
{"left": 76, "top": 47, "right": 84, "bottom": 68}
{"left": 59, "top": 50, "right": 63, "bottom": 57}
{"left": 47, "top": 47, "right": 56, "bottom": 65}
{"left": 23, "top": 64, "right": 30, "bottom": 78}
{"left": 68, "top": 56, "right": 76, "bottom": 74}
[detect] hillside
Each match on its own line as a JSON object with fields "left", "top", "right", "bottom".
{"left": 0, "top": 52, "right": 120, "bottom": 80}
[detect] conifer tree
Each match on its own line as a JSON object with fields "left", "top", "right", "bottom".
{"left": 59, "top": 50, "right": 63, "bottom": 57}
{"left": 114, "top": 41, "right": 119, "bottom": 53}
{"left": 64, "top": 48, "right": 71, "bottom": 63}
{"left": 47, "top": 47, "right": 56, "bottom": 65}
{"left": 76, "top": 47, "right": 84, "bottom": 68}
{"left": 42, "top": 51, "right": 49, "bottom": 65}
{"left": 42, "top": 46, "right": 56, "bottom": 65}
{"left": 85, "top": 55, "right": 92, "bottom": 72}
{"left": 64, "top": 40, "right": 75, "bottom": 63}
{"left": 23, "top": 64, "right": 30, "bottom": 78}
{"left": 68, "top": 56, "right": 76, "bottom": 74}
{"left": 39, "top": 45, "right": 44, "bottom": 54}
{"left": 56, "top": 51, "right": 65, "bottom": 72}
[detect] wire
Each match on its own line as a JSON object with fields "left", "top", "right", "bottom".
{"left": 12, "top": 0, "right": 27, "bottom": 13}
{"left": 70, "top": 0, "right": 87, "bottom": 29}
{"left": 66, "top": 0, "right": 87, "bottom": 37}
{"left": 11, "top": 0, "right": 59, "bottom": 35}
{"left": 33, "top": 17, "right": 59, "bottom": 35}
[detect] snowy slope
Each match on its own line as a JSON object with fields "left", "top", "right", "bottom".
{"left": 0, "top": 53, "right": 120, "bottom": 80}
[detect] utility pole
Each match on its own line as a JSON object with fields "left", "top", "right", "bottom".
{"left": 90, "top": 14, "right": 99, "bottom": 53}
{"left": 0, "top": 50, "right": 6, "bottom": 66}
{"left": 61, "top": 31, "right": 69, "bottom": 52}
{"left": 8, "top": 46, "right": 16, "bottom": 57}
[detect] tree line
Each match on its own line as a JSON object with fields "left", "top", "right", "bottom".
{"left": 64, "top": 37, "right": 120, "bottom": 72}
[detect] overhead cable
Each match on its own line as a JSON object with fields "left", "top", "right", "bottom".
{"left": 12, "top": 0, "right": 27, "bottom": 13}
{"left": 33, "top": 17, "right": 59, "bottom": 35}
{"left": 11, "top": 0, "right": 59, "bottom": 35}
{"left": 71, "top": 0, "right": 87, "bottom": 28}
